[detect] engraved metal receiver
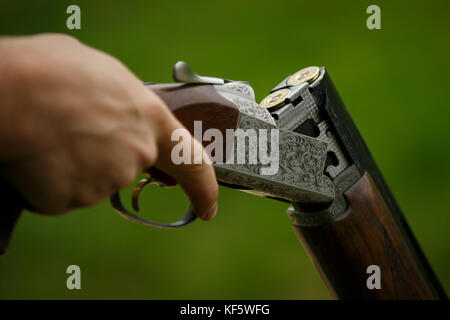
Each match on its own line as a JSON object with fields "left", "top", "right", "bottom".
{"left": 110, "top": 61, "right": 346, "bottom": 228}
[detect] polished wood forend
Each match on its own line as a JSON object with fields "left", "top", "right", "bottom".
{"left": 293, "top": 172, "right": 437, "bottom": 299}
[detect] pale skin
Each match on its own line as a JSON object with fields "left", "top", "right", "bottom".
{"left": 0, "top": 33, "right": 218, "bottom": 220}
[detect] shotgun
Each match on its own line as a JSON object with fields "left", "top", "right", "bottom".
{"left": 111, "top": 62, "right": 447, "bottom": 299}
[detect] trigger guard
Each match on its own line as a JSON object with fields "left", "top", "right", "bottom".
{"left": 110, "top": 192, "right": 197, "bottom": 229}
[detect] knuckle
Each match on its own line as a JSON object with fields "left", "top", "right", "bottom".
{"left": 143, "top": 96, "right": 172, "bottom": 124}
{"left": 149, "top": 105, "right": 170, "bottom": 125}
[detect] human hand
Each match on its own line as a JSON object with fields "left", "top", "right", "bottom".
{"left": 0, "top": 34, "right": 218, "bottom": 220}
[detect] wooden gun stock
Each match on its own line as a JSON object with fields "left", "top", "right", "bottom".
{"left": 148, "top": 83, "right": 239, "bottom": 139}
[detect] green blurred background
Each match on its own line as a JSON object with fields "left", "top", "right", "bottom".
{"left": 0, "top": 0, "right": 449, "bottom": 299}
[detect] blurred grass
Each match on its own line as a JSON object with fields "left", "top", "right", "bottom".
{"left": 0, "top": 0, "right": 449, "bottom": 299}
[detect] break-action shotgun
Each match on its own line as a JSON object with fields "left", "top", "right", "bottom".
{"left": 110, "top": 62, "right": 447, "bottom": 299}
